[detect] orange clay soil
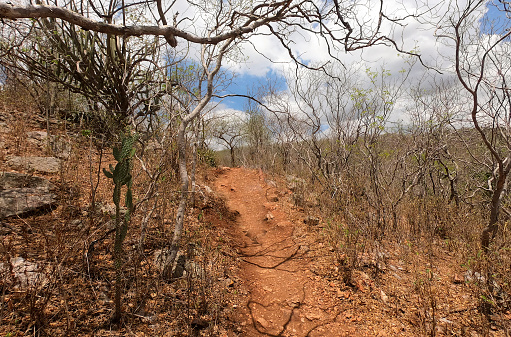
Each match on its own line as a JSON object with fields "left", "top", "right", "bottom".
{"left": 213, "top": 167, "right": 361, "bottom": 337}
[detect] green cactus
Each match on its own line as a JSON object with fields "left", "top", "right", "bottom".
{"left": 103, "top": 131, "right": 138, "bottom": 322}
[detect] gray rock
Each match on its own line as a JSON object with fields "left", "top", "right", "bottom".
{"left": 0, "top": 112, "right": 10, "bottom": 131}
{"left": 153, "top": 250, "right": 205, "bottom": 280}
{"left": 27, "top": 131, "right": 48, "bottom": 142}
{"left": 49, "top": 136, "right": 71, "bottom": 159}
{"left": 185, "top": 260, "right": 205, "bottom": 279}
{"left": 25, "top": 131, "right": 71, "bottom": 158}
{"left": 7, "top": 156, "right": 61, "bottom": 173}
{"left": 0, "top": 257, "right": 47, "bottom": 289}
{"left": 0, "top": 172, "right": 56, "bottom": 218}
{"left": 464, "top": 270, "right": 485, "bottom": 284}
{"left": 286, "top": 175, "right": 306, "bottom": 191}
{"left": 98, "top": 203, "right": 127, "bottom": 217}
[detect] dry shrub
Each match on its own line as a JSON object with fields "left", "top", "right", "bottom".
{"left": 0, "top": 103, "right": 238, "bottom": 336}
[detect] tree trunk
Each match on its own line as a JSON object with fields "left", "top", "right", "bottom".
{"left": 162, "top": 120, "right": 189, "bottom": 280}
{"left": 481, "top": 173, "right": 505, "bottom": 253}
{"left": 230, "top": 146, "right": 235, "bottom": 167}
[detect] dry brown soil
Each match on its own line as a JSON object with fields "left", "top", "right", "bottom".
{"left": 211, "top": 167, "right": 511, "bottom": 337}
{"left": 213, "top": 167, "right": 360, "bottom": 337}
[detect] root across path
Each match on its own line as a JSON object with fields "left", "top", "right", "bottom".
{"left": 213, "top": 167, "right": 359, "bottom": 337}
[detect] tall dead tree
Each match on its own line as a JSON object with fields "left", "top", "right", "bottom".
{"left": 436, "top": 0, "right": 511, "bottom": 252}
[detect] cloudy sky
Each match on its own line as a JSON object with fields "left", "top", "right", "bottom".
{"left": 4, "top": 0, "right": 508, "bottom": 132}
{"left": 208, "top": 0, "right": 508, "bottom": 120}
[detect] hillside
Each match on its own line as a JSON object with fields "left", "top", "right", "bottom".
{"left": 0, "top": 107, "right": 509, "bottom": 336}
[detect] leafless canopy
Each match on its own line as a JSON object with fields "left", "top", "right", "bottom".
{"left": 0, "top": 0, "right": 424, "bottom": 67}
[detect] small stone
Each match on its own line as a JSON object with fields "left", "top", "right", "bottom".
{"left": 27, "top": 131, "right": 48, "bottom": 141}
{"left": 380, "top": 290, "right": 388, "bottom": 304}
{"left": 306, "top": 311, "right": 322, "bottom": 320}
{"left": 453, "top": 274, "right": 464, "bottom": 284}
{"left": 439, "top": 317, "right": 453, "bottom": 324}
{"left": 267, "top": 195, "right": 279, "bottom": 202}
{"left": 265, "top": 212, "right": 274, "bottom": 221}
{"left": 191, "top": 317, "right": 209, "bottom": 330}
{"left": 221, "top": 278, "right": 234, "bottom": 287}
{"left": 304, "top": 216, "right": 320, "bottom": 226}
{"left": 256, "top": 317, "right": 269, "bottom": 329}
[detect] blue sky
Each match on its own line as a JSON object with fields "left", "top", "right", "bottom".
{"left": 481, "top": 1, "right": 510, "bottom": 34}
{"left": 216, "top": 69, "right": 286, "bottom": 112}
{"left": 214, "top": 0, "right": 510, "bottom": 113}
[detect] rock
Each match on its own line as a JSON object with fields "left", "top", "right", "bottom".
{"left": 98, "top": 203, "right": 127, "bottom": 217}
{"left": 26, "top": 132, "right": 71, "bottom": 159}
{"left": 49, "top": 136, "right": 71, "bottom": 159}
{"left": 172, "top": 254, "right": 186, "bottom": 278}
{"left": 27, "top": 131, "right": 48, "bottom": 142}
{"left": 453, "top": 273, "right": 464, "bottom": 284}
{"left": 304, "top": 216, "right": 320, "bottom": 226}
{"left": 267, "top": 194, "right": 279, "bottom": 202}
{"left": 464, "top": 270, "right": 485, "bottom": 284}
{"left": 153, "top": 250, "right": 205, "bottom": 279}
{"left": 265, "top": 212, "right": 274, "bottom": 221}
{"left": 380, "top": 289, "right": 388, "bottom": 304}
{"left": 0, "top": 172, "right": 56, "bottom": 218}
{"left": 191, "top": 317, "right": 209, "bottom": 331}
{"left": 305, "top": 311, "right": 323, "bottom": 320}
{"left": 0, "top": 257, "right": 47, "bottom": 289}
{"left": 27, "top": 131, "right": 48, "bottom": 148}
{"left": 286, "top": 175, "right": 306, "bottom": 191}
{"left": 185, "top": 261, "right": 205, "bottom": 279}
{"left": 7, "top": 156, "right": 61, "bottom": 173}
{"left": 145, "top": 141, "right": 163, "bottom": 151}
{"left": 219, "top": 277, "right": 234, "bottom": 287}
{"left": 256, "top": 317, "right": 270, "bottom": 329}
{"left": 352, "top": 270, "right": 372, "bottom": 292}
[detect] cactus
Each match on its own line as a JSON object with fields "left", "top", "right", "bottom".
{"left": 103, "top": 131, "right": 137, "bottom": 323}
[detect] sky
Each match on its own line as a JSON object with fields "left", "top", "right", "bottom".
{"left": 210, "top": 0, "right": 510, "bottom": 118}
{"left": 2, "top": 0, "right": 509, "bottom": 133}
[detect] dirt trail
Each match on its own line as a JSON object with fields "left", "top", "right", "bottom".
{"left": 213, "top": 167, "right": 359, "bottom": 337}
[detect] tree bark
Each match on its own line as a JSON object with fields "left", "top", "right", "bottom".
{"left": 0, "top": 3, "right": 274, "bottom": 47}
{"left": 162, "top": 38, "right": 235, "bottom": 280}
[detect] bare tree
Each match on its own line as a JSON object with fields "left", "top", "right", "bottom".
{"left": 211, "top": 114, "right": 244, "bottom": 166}
{"left": 436, "top": 0, "right": 511, "bottom": 252}
{"left": 0, "top": 6, "right": 172, "bottom": 137}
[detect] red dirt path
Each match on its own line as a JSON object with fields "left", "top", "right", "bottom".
{"left": 213, "top": 167, "right": 360, "bottom": 337}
